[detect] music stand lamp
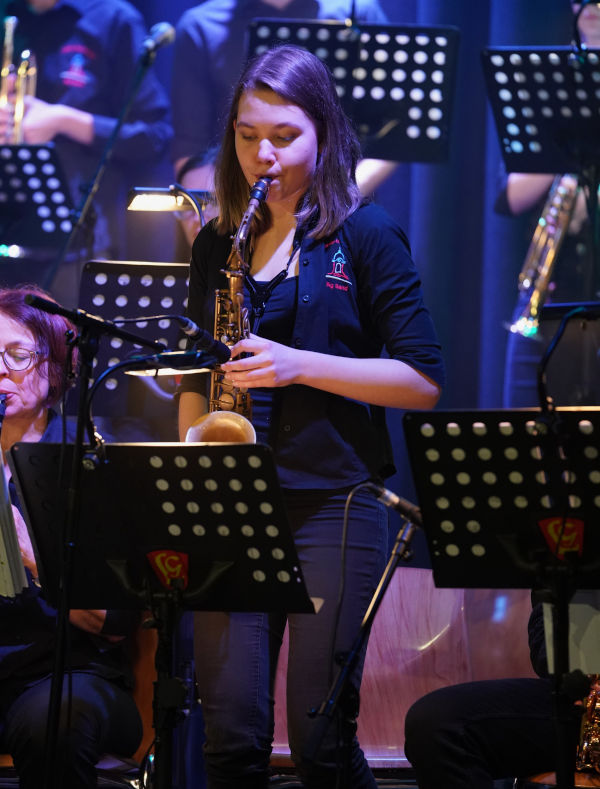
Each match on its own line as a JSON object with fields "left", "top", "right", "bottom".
{"left": 481, "top": 45, "right": 600, "bottom": 295}
{"left": 403, "top": 407, "right": 600, "bottom": 789}
{"left": 247, "top": 19, "right": 460, "bottom": 162}
{"left": 127, "top": 184, "right": 212, "bottom": 228}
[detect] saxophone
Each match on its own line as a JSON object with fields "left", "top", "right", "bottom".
{"left": 576, "top": 675, "right": 600, "bottom": 773}
{"left": 508, "top": 174, "right": 579, "bottom": 338}
{"left": 185, "top": 177, "right": 271, "bottom": 444}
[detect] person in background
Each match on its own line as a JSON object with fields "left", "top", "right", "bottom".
{"left": 171, "top": 0, "right": 397, "bottom": 248}
{"left": 0, "top": 285, "right": 142, "bottom": 788}
{"left": 404, "top": 10, "right": 600, "bottom": 785}
{"left": 0, "top": 0, "right": 172, "bottom": 306}
{"left": 500, "top": 0, "right": 600, "bottom": 407}
{"left": 178, "top": 43, "right": 444, "bottom": 788}
{"left": 404, "top": 596, "right": 586, "bottom": 788}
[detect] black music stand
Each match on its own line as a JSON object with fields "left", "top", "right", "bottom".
{"left": 403, "top": 407, "right": 600, "bottom": 789}
{"left": 481, "top": 46, "right": 600, "bottom": 284}
{"left": 8, "top": 440, "right": 314, "bottom": 789}
{"left": 0, "top": 143, "right": 73, "bottom": 254}
{"left": 72, "top": 259, "right": 190, "bottom": 440}
{"left": 247, "top": 20, "right": 460, "bottom": 162}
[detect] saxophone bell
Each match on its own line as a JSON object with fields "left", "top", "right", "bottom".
{"left": 185, "top": 410, "right": 256, "bottom": 444}
{"left": 577, "top": 675, "right": 600, "bottom": 774}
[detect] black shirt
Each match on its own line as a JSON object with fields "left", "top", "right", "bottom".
{"left": 182, "top": 202, "right": 445, "bottom": 488}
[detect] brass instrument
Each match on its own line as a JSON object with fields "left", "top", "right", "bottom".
{"left": 1, "top": 16, "right": 37, "bottom": 144}
{"left": 185, "top": 176, "right": 272, "bottom": 444}
{"left": 577, "top": 675, "right": 600, "bottom": 773}
{"left": 509, "top": 174, "right": 579, "bottom": 338}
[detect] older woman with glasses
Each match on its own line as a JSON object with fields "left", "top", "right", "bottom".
{"left": 0, "top": 285, "right": 142, "bottom": 789}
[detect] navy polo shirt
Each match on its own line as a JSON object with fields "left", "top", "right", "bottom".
{"left": 3, "top": 0, "right": 172, "bottom": 257}
{"left": 181, "top": 201, "right": 445, "bottom": 489}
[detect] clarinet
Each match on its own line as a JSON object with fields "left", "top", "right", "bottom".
{"left": 0, "top": 393, "right": 7, "bottom": 435}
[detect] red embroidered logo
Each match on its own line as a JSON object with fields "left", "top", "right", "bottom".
{"left": 325, "top": 240, "right": 351, "bottom": 292}
{"left": 59, "top": 45, "right": 95, "bottom": 88}
{"left": 538, "top": 516, "right": 584, "bottom": 559}
{"left": 147, "top": 550, "right": 189, "bottom": 589}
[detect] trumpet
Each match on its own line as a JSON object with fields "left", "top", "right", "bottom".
{"left": 508, "top": 174, "right": 579, "bottom": 338}
{"left": 1, "top": 16, "right": 37, "bottom": 144}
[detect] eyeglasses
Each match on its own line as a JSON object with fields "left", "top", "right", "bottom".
{"left": 0, "top": 348, "right": 41, "bottom": 371}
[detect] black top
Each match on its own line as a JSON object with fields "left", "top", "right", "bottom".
{"left": 181, "top": 202, "right": 445, "bottom": 489}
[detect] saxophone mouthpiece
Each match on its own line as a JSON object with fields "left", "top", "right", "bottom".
{"left": 249, "top": 177, "right": 272, "bottom": 202}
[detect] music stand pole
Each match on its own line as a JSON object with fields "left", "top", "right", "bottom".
{"left": 303, "top": 512, "right": 418, "bottom": 777}
{"left": 22, "top": 296, "right": 165, "bottom": 789}
{"left": 403, "top": 407, "right": 600, "bottom": 789}
{"left": 8, "top": 437, "right": 314, "bottom": 789}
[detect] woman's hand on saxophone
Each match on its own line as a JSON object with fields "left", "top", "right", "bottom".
{"left": 223, "top": 334, "right": 299, "bottom": 389}
{"left": 223, "top": 334, "right": 441, "bottom": 409}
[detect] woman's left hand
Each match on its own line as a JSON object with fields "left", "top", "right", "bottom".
{"left": 222, "top": 334, "right": 298, "bottom": 388}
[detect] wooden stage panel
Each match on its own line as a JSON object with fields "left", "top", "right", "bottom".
{"left": 272, "top": 567, "right": 536, "bottom": 768}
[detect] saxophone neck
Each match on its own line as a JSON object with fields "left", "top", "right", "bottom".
{"left": 233, "top": 177, "right": 273, "bottom": 265}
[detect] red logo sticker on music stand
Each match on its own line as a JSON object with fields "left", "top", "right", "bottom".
{"left": 147, "top": 550, "right": 189, "bottom": 589}
{"left": 538, "top": 517, "right": 584, "bottom": 559}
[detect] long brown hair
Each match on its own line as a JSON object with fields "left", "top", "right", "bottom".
{"left": 215, "top": 44, "right": 362, "bottom": 239}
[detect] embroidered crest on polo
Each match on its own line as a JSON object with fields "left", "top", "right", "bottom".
{"left": 59, "top": 45, "right": 95, "bottom": 88}
{"left": 325, "top": 239, "right": 352, "bottom": 292}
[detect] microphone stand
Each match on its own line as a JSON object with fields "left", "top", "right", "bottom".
{"left": 535, "top": 304, "right": 595, "bottom": 789}
{"left": 303, "top": 511, "right": 419, "bottom": 783}
{"left": 25, "top": 296, "right": 166, "bottom": 789}
{"left": 44, "top": 43, "right": 164, "bottom": 295}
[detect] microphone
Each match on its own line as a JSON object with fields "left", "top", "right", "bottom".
{"left": 368, "top": 483, "right": 422, "bottom": 526}
{"left": 126, "top": 349, "right": 219, "bottom": 373}
{"left": 175, "top": 316, "right": 231, "bottom": 365}
{"left": 142, "top": 22, "right": 176, "bottom": 54}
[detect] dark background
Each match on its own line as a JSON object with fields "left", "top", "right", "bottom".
{"left": 131, "top": 0, "right": 574, "bottom": 411}
{"left": 123, "top": 1, "right": 577, "bottom": 562}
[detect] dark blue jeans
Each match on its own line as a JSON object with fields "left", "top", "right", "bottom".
{"left": 404, "top": 677, "right": 580, "bottom": 789}
{"left": 193, "top": 487, "right": 389, "bottom": 789}
{"left": 0, "top": 671, "right": 142, "bottom": 789}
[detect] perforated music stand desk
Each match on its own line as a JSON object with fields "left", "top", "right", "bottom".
{"left": 404, "top": 406, "right": 600, "bottom": 789}
{"left": 403, "top": 407, "right": 600, "bottom": 591}
{"left": 74, "top": 259, "right": 190, "bottom": 421}
{"left": 481, "top": 46, "right": 600, "bottom": 175}
{"left": 0, "top": 143, "right": 73, "bottom": 252}
{"left": 247, "top": 20, "right": 460, "bottom": 162}
{"left": 7, "top": 441, "right": 313, "bottom": 614}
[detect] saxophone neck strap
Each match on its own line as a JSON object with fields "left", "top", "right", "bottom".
{"left": 246, "top": 233, "right": 302, "bottom": 328}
